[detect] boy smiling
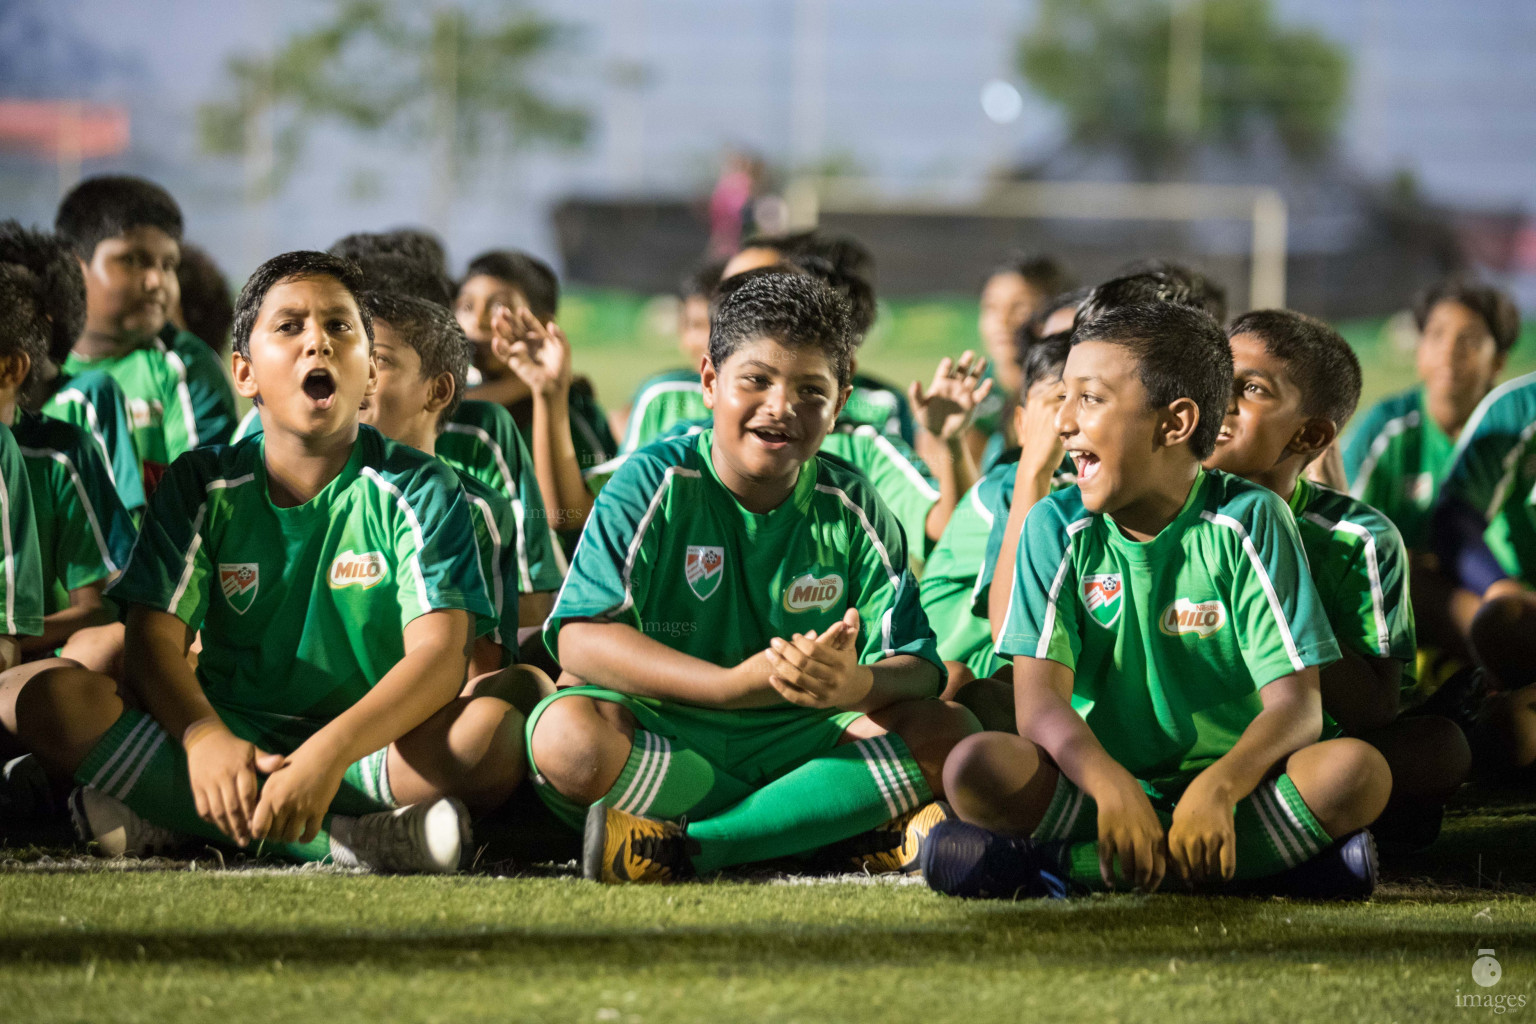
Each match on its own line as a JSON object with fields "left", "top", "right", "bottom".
{"left": 528, "top": 272, "right": 975, "bottom": 883}
{"left": 927, "top": 303, "right": 1391, "bottom": 899}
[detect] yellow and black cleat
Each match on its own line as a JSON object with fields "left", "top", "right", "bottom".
{"left": 836, "top": 801, "right": 956, "bottom": 875}
{"left": 582, "top": 804, "right": 698, "bottom": 883}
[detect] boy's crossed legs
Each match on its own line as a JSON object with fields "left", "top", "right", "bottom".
{"left": 0, "top": 660, "right": 530, "bottom": 866}
{"left": 528, "top": 688, "right": 977, "bottom": 877}
{"left": 942, "top": 731, "right": 1390, "bottom": 889}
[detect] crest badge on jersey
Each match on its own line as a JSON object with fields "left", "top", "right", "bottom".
{"left": 1081, "top": 573, "right": 1123, "bottom": 629}
{"left": 219, "top": 563, "right": 259, "bottom": 615}
{"left": 685, "top": 545, "right": 725, "bottom": 601}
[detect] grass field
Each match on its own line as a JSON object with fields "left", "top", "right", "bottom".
{"left": 5, "top": 792, "right": 1535, "bottom": 1024}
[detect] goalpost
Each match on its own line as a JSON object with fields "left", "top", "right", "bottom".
{"left": 784, "top": 178, "right": 1289, "bottom": 309}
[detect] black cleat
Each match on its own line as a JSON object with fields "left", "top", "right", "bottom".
{"left": 919, "top": 818, "right": 1071, "bottom": 900}
{"left": 1231, "top": 829, "right": 1379, "bottom": 901}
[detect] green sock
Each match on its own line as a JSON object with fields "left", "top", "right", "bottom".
{"left": 598, "top": 728, "right": 724, "bottom": 820}
{"left": 75, "top": 709, "right": 378, "bottom": 863}
{"left": 687, "top": 735, "right": 931, "bottom": 875}
{"left": 1055, "top": 773, "right": 1334, "bottom": 889}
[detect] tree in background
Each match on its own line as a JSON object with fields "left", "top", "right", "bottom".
{"left": 198, "top": 0, "right": 590, "bottom": 228}
{"left": 1018, "top": 0, "right": 1349, "bottom": 174}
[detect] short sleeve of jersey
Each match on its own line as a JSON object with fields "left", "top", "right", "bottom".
{"left": 106, "top": 450, "right": 214, "bottom": 626}
{"left": 506, "top": 428, "right": 566, "bottom": 594}
{"left": 380, "top": 461, "right": 496, "bottom": 634}
{"left": 0, "top": 424, "right": 44, "bottom": 637}
{"left": 1340, "top": 398, "right": 1394, "bottom": 493}
{"left": 833, "top": 473, "right": 943, "bottom": 677}
{"left": 170, "top": 331, "right": 238, "bottom": 447}
{"left": 844, "top": 430, "right": 938, "bottom": 560}
{"left": 543, "top": 451, "right": 666, "bottom": 657}
{"left": 1303, "top": 500, "right": 1416, "bottom": 664}
{"left": 43, "top": 373, "right": 147, "bottom": 514}
{"left": 996, "top": 496, "right": 1084, "bottom": 669}
{"left": 35, "top": 424, "right": 138, "bottom": 592}
{"left": 1217, "top": 491, "right": 1340, "bottom": 686}
{"left": 971, "top": 473, "right": 1013, "bottom": 618}
{"left": 457, "top": 477, "right": 521, "bottom": 659}
{"left": 1442, "top": 379, "right": 1536, "bottom": 522}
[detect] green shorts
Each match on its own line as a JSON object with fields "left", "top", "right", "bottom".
{"left": 525, "top": 685, "right": 865, "bottom": 828}
{"left": 79, "top": 706, "right": 396, "bottom": 817}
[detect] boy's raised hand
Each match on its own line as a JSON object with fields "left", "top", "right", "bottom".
{"left": 765, "top": 607, "right": 873, "bottom": 709}
{"left": 909, "top": 351, "right": 994, "bottom": 442}
{"left": 491, "top": 305, "right": 573, "bottom": 401}
{"left": 250, "top": 742, "right": 349, "bottom": 846}
{"left": 183, "top": 717, "right": 285, "bottom": 847}
{"left": 1094, "top": 776, "right": 1168, "bottom": 892}
{"left": 1167, "top": 773, "right": 1238, "bottom": 884}
{"left": 1014, "top": 386, "right": 1067, "bottom": 480}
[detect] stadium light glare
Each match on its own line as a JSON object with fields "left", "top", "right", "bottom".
{"left": 980, "top": 80, "right": 1024, "bottom": 125}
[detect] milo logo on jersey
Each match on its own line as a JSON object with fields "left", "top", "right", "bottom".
{"left": 684, "top": 545, "right": 724, "bottom": 600}
{"left": 783, "top": 572, "right": 844, "bottom": 614}
{"left": 328, "top": 550, "right": 389, "bottom": 590}
{"left": 1158, "top": 598, "right": 1227, "bottom": 639}
{"left": 1082, "top": 574, "right": 1123, "bottom": 629}
{"left": 219, "top": 563, "right": 259, "bottom": 614}
{"left": 126, "top": 397, "right": 164, "bottom": 430}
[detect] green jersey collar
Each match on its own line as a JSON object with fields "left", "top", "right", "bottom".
{"left": 257, "top": 426, "right": 369, "bottom": 516}
{"left": 697, "top": 428, "right": 819, "bottom": 537}
{"left": 1104, "top": 467, "right": 1209, "bottom": 562}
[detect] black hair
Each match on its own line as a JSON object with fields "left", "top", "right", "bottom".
{"left": 0, "top": 220, "right": 86, "bottom": 366}
{"left": 360, "top": 291, "right": 470, "bottom": 431}
{"left": 1112, "top": 259, "right": 1228, "bottom": 324}
{"left": 1023, "top": 330, "right": 1073, "bottom": 393}
{"left": 738, "top": 230, "right": 820, "bottom": 262}
{"left": 709, "top": 271, "right": 855, "bottom": 390}
{"left": 175, "top": 243, "right": 233, "bottom": 354}
{"left": 381, "top": 227, "right": 449, "bottom": 277}
{"left": 54, "top": 175, "right": 183, "bottom": 261}
{"left": 1230, "top": 310, "right": 1362, "bottom": 430}
{"left": 1414, "top": 278, "right": 1521, "bottom": 355}
{"left": 787, "top": 249, "right": 877, "bottom": 340}
{"left": 1021, "top": 284, "right": 1091, "bottom": 354}
{"left": 680, "top": 257, "right": 728, "bottom": 301}
{"left": 989, "top": 253, "right": 1074, "bottom": 298}
{"left": 0, "top": 264, "right": 52, "bottom": 403}
{"left": 1075, "top": 270, "right": 1225, "bottom": 333}
{"left": 328, "top": 233, "right": 454, "bottom": 309}
{"left": 462, "top": 249, "right": 559, "bottom": 322}
{"left": 231, "top": 251, "right": 374, "bottom": 360}
{"left": 1072, "top": 302, "right": 1233, "bottom": 460}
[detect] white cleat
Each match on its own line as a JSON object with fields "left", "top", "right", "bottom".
{"left": 69, "top": 786, "right": 185, "bottom": 858}
{"left": 327, "top": 798, "right": 471, "bottom": 874}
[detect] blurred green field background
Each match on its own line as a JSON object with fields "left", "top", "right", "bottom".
{"left": 557, "top": 290, "right": 1536, "bottom": 423}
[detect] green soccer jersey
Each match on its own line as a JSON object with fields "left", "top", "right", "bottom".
{"left": 546, "top": 429, "right": 942, "bottom": 683}
{"left": 972, "top": 450, "right": 1078, "bottom": 617}
{"left": 620, "top": 369, "right": 708, "bottom": 455}
{"left": 440, "top": 400, "right": 567, "bottom": 594}
{"left": 841, "top": 372, "right": 915, "bottom": 445}
{"left": 999, "top": 469, "right": 1340, "bottom": 789}
{"left": 231, "top": 406, "right": 260, "bottom": 444}
{"left": 1440, "top": 370, "right": 1536, "bottom": 581}
{"left": 161, "top": 324, "right": 238, "bottom": 447}
{"left": 107, "top": 426, "right": 494, "bottom": 747}
{"left": 818, "top": 423, "right": 938, "bottom": 569}
{"left": 12, "top": 411, "right": 137, "bottom": 616}
{"left": 921, "top": 461, "right": 1011, "bottom": 678}
{"left": 1342, "top": 388, "right": 1455, "bottom": 550}
{"left": 62, "top": 337, "right": 198, "bottom": 474}
{"left": 455, "top": 468, "right": 521, "bottom": 661}
{"left": 0, "top": 421, "right": 44, "bottom": 638}
{"left": 40, "top": 370, "right": 147, "bottom": 513}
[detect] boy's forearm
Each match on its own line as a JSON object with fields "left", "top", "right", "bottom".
{"left": 1015, "top": 672, "right": 1133, "bottom": 797}
{"left": 302, "top": 611, "right": 470, "bottom": 769}
{"left": 26, "top": 586, "right": 114, "bottom": 653}
{"left": 1194, "top": 680, "right": 1323, "bottom": 804}
{"left": 922, "top": 435, "right": 976, "bottom": 541}
{"left": 123, "top": 607, "right": 219, "bottom": 741}
{"left": 531, "top": 393, "right": 594, "bottom": 532}
{"left": 847, "top": 654, "right": 943, "bottom": 712}
{"left": 559, "top": 620, "right": 772, "bottom": 708}
{"left": 987, "top": 465, "right": 1056, "bottom": 639}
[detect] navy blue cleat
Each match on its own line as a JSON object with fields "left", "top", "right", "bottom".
{"left": 919, "top": 818, "right": 1072, "bottom": 900}
{"left": 1232, "top": 829, "right": 1379, "bottom": 901}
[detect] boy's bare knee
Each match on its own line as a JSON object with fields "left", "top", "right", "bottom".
{"left": 1291, "top": 737, "right": 1392, "bottom": 833}
{"left": 528, "top": 696, "right": 635, "bottom": 806}
{"left": 1472, "top": 685, "right": 1536, "bottom": 776}
{"left": 1368, "top": 715, "right": 1471, "bottom": 802}
{"left": 1471, "top": 593, "right": 1536, "bottom": 691}
{"left": 943, "top": 731, "right": 1051, "bottom": 836}
{"left": 953, "top": 676, "right": 1017, "bottom": 733}
{"left": 8, "top": 665, "right": 122, "bottom": 777}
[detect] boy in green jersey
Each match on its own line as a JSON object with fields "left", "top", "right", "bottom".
{"left": 53, "top": 176, "right": 234, "bottom": 485}
{"left": 0, "top": 220, "right": 145, "bottom": 516}
{"left": 529, "top": 271, "right": 977, "bottom": 883}
{"left": 1343, "top": 281, "right": 1520, "bottom": 552}
{"left": 927, "top": 302, "right": 1391, "bottom": 900}
{"left": 1204, "top": 310, "right": 1469, "bottom": 844}
{"left": 0, "top": 272, "right": 52, "bottom": 676}
{"left": 0, "top": 264, "right": 135, "bottom": 669}
{"left": 0, "top": 252, "right": 521, "bottom": 873}
{"left": 617, "top": 259, "right": 722, "bottom": 454}
{"left": 353, "top": 289, "right": 553, "bottom": 717}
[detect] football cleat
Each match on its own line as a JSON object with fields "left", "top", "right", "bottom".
{"left": 827, "top": 801, "right": 958, "bottom": 875}
{"left": 582, "top": 804, "right": 698, "bottom": 884}
{"left": 69, "top": 786, "right": 184, "bottom": 858}
{"left": 1, "top": 754, "right": 52, "bottom": 821}
{"left": 1239, "top": 829, "right": 1378, "bottom": 901}
{"left": 920, "top": 818, "right": 1071, "bottom": 899}
{"left": 327, "top": 798, "right": 471, "bottom": 874}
